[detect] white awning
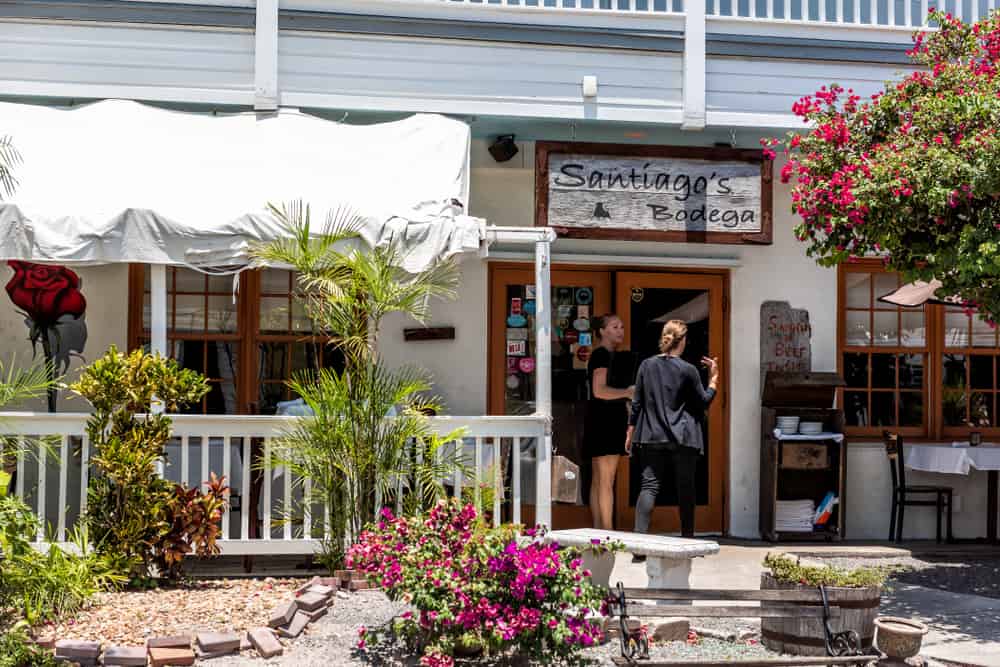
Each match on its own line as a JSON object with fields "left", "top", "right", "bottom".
{"left": 0, "top": 99, "right": 483, "bottom": 273}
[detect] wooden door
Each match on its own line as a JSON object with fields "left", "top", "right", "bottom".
{"left": 613, "top": 272, "right": 728, "bottom": 534}
{"left": 489, "top": 265, "right": 612, "bottom": 528}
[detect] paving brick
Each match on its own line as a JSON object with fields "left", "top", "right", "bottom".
{"left": 32, "top": 635, "right": 55, "bottom": 650}
{"left": 348, "top": 578, "right": 372, "bottom": 591}
{"left": 195, "top": 631, "right": 241, "bottom": 654}
{"left": 294, "top": 591, "right": 327, "bottom": 612}
{"left": 316, "top": 576, "right": 340, "bottom": 589}
{"left": 277, "top": 611, "right": 310, "bottom": 639}
{"left": 302, "top": 605, "right": 328, "bottom": 622}
{"left": 293, "top": 576, "right": 320, "bottom": 596}
{"left": 148, "top": 647, "right": 196, "bottom": 667}
{"left": 54, "top": 640, "right": 102, "bottom": 659}
{"left": 268, "top": 600, "right": 298, "bottom": 628}
{"left": 55, "top": 658, "right": 98, "bottom": 667}
{"left": 307, "top": 584, "right": 335, "bottom": 599}
{"left": 146, "top": 636, "right": 190, "bottom": 649}
{"left": 333, "top": 569, "right": 355, "bottom": 582}
{"left": 102, "top": 646, "right": 147, "bottom": 666}
{"left": 248, "top": 628, "right": 284, "bottom": 658}
{"left": 653, "top": 618, "right": 690, "bottom": 643}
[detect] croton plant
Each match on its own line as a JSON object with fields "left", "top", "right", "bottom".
{"left": 770, "top": 9, "right": 1000, "bottom": 322}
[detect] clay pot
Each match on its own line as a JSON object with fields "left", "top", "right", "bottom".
{"left": 874, "top": 616, "right": 929, "bottom": 659}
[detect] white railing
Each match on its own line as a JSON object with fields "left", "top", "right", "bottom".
{"left": 0, "top": 412, "right": 547, "bottom": 556}
{"left": 388, "top": 0, "right": 999, "bottom": 25}
{"left": 435, "top": 0, "right": 683, "bottom": 13}
{"left": 707, "top": 0, "right": 997, "bottom": 27}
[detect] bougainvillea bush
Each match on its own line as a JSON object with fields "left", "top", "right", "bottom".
{"left": 347, "top": 500, "right": 610, "bottom": 666}
{"left": 771, "top": 9, "right": 1000, "bottom": 322}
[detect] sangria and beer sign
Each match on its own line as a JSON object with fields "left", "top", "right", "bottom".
{"left": 535, "top": 142, "right": 773, "bottom": 244}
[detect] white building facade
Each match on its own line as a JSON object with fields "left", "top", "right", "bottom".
{"left": 2, "top": 0, "right": 996, "bottom": 544}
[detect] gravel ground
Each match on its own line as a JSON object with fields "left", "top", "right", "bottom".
{"left": 805, "top": 554, "right": 1000, "bottom": 599}
{"left": 34, "top": 578, "right": 301, "bottom": 646}
{"left": 206, "top": 590, "right": 782, "bottom": 666}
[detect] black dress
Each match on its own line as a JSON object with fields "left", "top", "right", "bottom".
{"left": 582, "top": 347, "right": 630, "bottom": 458}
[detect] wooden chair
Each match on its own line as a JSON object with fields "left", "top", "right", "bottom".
{"left": 884, "top": 432, "right": 953, "bottom": 543}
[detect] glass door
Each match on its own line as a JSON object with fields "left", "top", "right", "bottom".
{"left": 489, "top": 266, "right": 612, "bottom": 528}
{"left": 614, "top": 272, "right": 728, "bottom": 534}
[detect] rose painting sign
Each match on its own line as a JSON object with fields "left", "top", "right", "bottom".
{"left": 6, "top": 261, "right": 87, "bottom": 410}
{"left": 535, "top": 142, "right": 773, "bottom": 245}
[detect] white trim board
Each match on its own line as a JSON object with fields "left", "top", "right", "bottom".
{"left": 486, "top": 251, "right": 742, "bottom": 269}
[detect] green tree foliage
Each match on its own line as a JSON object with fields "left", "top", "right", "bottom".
{"left": 252, "top": 202, "right": 465, "bottom": 567}
{"left": 773, "top": 10, "right": 1000, "bottom": 322}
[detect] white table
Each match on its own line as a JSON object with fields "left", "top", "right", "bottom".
{"left": 905, "top": 443, "right": 1000, "bottom": 543}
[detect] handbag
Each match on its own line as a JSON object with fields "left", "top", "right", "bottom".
{"left": 551, "top": 454, "right": 581, "bottom": 504}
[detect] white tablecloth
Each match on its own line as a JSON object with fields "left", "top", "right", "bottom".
{"left": 905, "top": 444, "right": 1000, "bottom": 475}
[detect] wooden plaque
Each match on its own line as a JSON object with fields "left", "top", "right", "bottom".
{"left": 535, "top": 141, "right": 772, "bottom": 245}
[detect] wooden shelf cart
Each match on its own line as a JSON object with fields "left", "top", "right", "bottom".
{"left": 760, "top": 372, "right": 847, "bottom": 542}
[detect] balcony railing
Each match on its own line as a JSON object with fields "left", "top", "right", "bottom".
{"left": 1, "top": 412, "right": 548, "bottom": 556}
{"left": 428, "top": 0, "right": 996, "bottom": 26}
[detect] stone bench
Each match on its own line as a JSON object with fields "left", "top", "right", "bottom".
{"left": 543, "top": 528, "right": 719, "bottom": 589}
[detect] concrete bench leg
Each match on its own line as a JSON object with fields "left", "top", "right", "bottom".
{"left": 580, "top": 551, "right": 616, "bottom": 588}
{"left": 645, "top": 556, "right": 693, "bottom": 589}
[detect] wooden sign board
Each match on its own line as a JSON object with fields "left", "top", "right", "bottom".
{"left": 535, "top": 142, "right": 772, "bottom": 245}
{"left": 760, "top": 301, "right": 812, "bottom": 387}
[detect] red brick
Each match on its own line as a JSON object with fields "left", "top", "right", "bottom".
{"left": 146, "top": 636, "right": 190, "bottom": 650}
{"left": 248, "top": 628, "right": 283, "bottom": 658}
{"left": 102, "top": 646, "right": 147, "bottom": 666}
{"left": 348, "top": 578, "right": 372, "bottom": 591}
{"left": 148, "top": 647, "right": 195, "bottom": 667}
{"left": 333, "top": 569, "right": 354, "bottom": 582}
{"left": 277, "top": 611, "right": 310, "bottom": 639}
{"left": 32, "top": 635, "right": 55, "bottom": 650}
{"left": 294, "top": 591, "right": 327, "bottom": 612}
{"left": 293, "top": 576, "right": 320, "bottom": 596}
{"left": 54, "top": 640, "right": 101, "bottom": 659}
{"left": 302, "top": 605, "right": 328, "bottom": 622}
{"left": 316, "top": 576, "right": 340, "bottom": 588}
{"left": 195, "top": 632, "right": 241, "bottom": 654}
{"left": 268, "top": 600, "right": 297, "bottom": 628}
{"left": 307, "top": 584, "right": 335, "bottom": 599}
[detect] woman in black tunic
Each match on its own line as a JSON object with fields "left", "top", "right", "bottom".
{"left": 583, "top": 314, "right": 634, "bottom": 530}
{"left": 625, "top": 319, "right": 719, "bottom": 539}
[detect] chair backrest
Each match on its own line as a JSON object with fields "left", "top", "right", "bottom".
{"left": 883, "top": 431, "right": 906, "bottom": 490}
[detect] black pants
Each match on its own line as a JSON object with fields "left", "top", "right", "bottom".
{"left": 634, "top": 444, "right": 699, "bottom": 537}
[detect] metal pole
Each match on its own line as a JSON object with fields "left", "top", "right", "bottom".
{"left": 534, "top": 238, "right": 553, "bottom": 529}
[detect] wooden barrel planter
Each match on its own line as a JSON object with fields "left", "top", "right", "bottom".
{"left": 760, "top": 573, "right": 881, "bottom": 656}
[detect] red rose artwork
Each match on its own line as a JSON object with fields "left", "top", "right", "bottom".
{"left": 6, "top": 260, "right": 88, "bottom": 411}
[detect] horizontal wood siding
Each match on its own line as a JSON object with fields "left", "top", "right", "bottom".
{"left": 278, "top": 31, "right": 682, "bottom": 120}
{"left": 0, "top": 20, "right": 254, "bottom": 103}
{"left": 706, "top": 56, "right": 903, "bottom": 116}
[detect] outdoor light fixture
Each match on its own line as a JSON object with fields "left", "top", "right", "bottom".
{"left": 582, "top": 75, "right": 598, "bottom": 98}
{"left": 488, "top": 134, "right": 519, "bottom": 163}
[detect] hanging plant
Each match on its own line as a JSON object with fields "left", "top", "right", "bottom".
{"left": 770, "top": 9, "right": 1000, "bottom": 323}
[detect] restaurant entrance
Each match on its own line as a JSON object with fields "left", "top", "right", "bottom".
{"left": 488, "top": 264, "right": 728, "bottom": 534}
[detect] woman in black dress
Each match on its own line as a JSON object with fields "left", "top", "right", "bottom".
{"left": 583, "top": 314, "right": 634, "bottom": 530}
{"left": 625, "top": 319, "right": 719, "bottom": 539}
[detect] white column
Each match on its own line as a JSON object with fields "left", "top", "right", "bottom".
{"left": 534, "top": 238, "right": 553, "bottom": 529}
{"left": 682, "top": 0, "right": 707, "bottom": 130}
{"left": 254, "top": 0, "right": 279, "bottom": 111}
{"left": 150, "top": 262, "right": 167, "bottom": 473}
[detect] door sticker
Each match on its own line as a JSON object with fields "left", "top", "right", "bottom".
{"left": 510, "top": 298, "right": 522, "bottom": 315}
{"left": 507, "top": 314, "right": 527, "bottom": 328}
{"left": 631, "top": 287, "right": 645, "bottom": 303}
{"left": 525, "top": 284, "right": 536, "bottom": 299}
{"left": 523, "top": 300, "right": 536, "bottom": 316}
{"left": 573, "top": 318, "right": 590, "bottom": 332}
{"left": 578, "top": 332, "right": 593, "bottom": 346}
{"left": 507, "top": 328, "right": 528, "bottom": 341}
{"left": 506, "top": 340, "right": 527, "bottom": 356}
{"left": 575, "top": 287, "right": 593, "bottom": 305}
{"left": 577, "top": 305, "right": 589, "bottom": 319}
{"left": 518, "top": 357, "right": 536, "bottom": 374}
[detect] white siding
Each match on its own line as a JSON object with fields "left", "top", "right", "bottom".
{"left": 707, "top": 56, "right": 904, "bottom": 117}
{"left": 0, "top": 20, "right": 254, "bottom": 104}
{"left": 278, "top": 31, "right": 683, "bottom": 122}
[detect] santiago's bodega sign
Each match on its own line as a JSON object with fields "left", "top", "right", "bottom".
{"left": 535, "top": 142, "right": 773, "bottom": 245}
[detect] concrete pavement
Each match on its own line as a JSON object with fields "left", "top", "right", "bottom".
{"left": 605, "top": 543, "right": 1000, "bottom": 667}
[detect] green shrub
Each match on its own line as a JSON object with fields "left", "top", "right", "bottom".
{"left": 764, "top": 553, "right": 890, "bottom": 588}
{"left": 0, "top": 496, "right": 124, "bottom": 626}
{"left": 70, "top": 346, "right": 211, "bottom": 581}
{"left": 0, "top": 622, "right": 58, "bottom": 667}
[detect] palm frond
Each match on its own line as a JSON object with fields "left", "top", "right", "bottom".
{"left": 0, "top": 135, "right": 22, "bottom": 200}
{"left": 0, "top": 357, "right": 56, "bottom": 408}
